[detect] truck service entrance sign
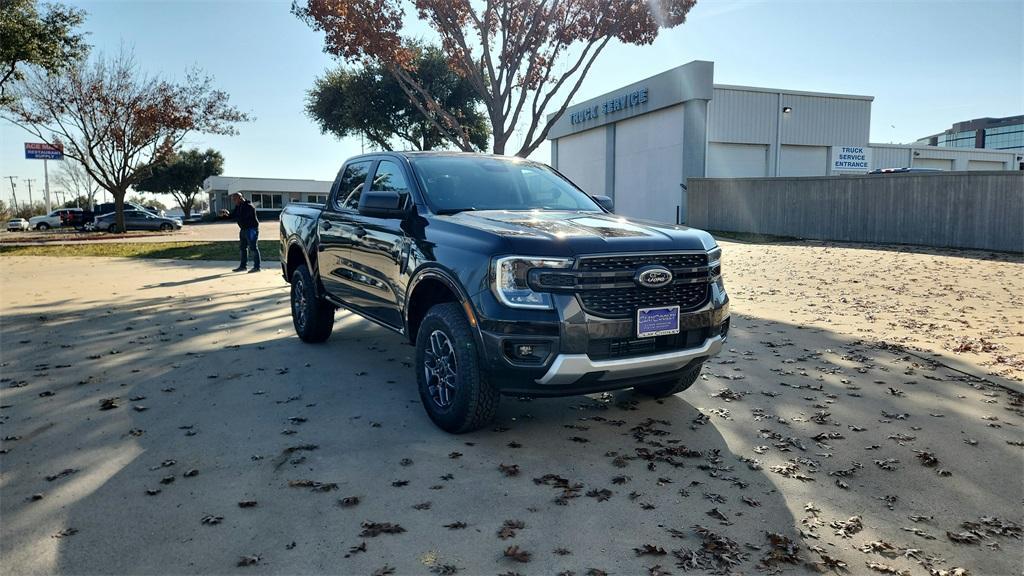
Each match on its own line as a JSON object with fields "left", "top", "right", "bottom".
{"left": 24, "top": 142, "right": 64, "bottom": 160}
{"left": 831, "top": 146, "right": 871, "bottom": 172}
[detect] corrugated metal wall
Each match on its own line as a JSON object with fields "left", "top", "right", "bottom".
{"left": 707, "top": 89, "right": 777, "bottom": 144}
{"left": 687, "top": 172, "right": 1023, "bottom": 252}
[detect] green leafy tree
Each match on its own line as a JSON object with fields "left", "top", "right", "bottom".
{"left": 61, "top": 195, "right": 90, "bottom": 208}
{"left": 0, "top": 0, "right": 89, "bottom": 105}
{"left": 308, "top": 45, "right": 488, "bottom": 151}
{"left": 134, "top": 148, "right": 224, "bottom": 219}
{"left": 127, "top": 195, "right": 168, "bottom": 212}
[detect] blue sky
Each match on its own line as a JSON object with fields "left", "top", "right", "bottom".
{"left": 1, "top": 0, "right": 1021, "bottom": 204}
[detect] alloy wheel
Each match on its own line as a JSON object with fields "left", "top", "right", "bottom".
{"left": 424, "top": 329, "right": 458, "bottom": 408}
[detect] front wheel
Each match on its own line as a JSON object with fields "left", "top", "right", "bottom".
{"left": 290, "top": 264, "right": 334, "bottom": 343}
{"left": 37, "top": 223, "right": 50, "bottom": 231}
{"left": 159, "top": 223, "right": 173, "bottom": 231}
{"left": 415, "top": 302, "right": 498, "bottom": 433}
{"left": 634, "top": 362, "right": 704, "bottom": 397}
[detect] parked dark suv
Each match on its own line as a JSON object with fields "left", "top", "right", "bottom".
{"left": 280, "top": 152, "right": 729, "bottom": 432}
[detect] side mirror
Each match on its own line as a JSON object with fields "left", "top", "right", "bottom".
{"left": 359, "top": 190, "right": 408, "bottom": 219}
{"left": 592, "top": 195, "right": 614, "bottom": 212}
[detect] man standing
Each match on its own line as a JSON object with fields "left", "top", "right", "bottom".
{"left": 220, "top": 192, "right": 261, "bottom": 273}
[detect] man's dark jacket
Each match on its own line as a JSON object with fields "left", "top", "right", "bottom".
{"left": 230, "top": 200, "right": 259, "bottom": 229}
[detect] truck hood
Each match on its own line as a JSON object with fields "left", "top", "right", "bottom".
{"left": 440, "top": 210, "right": 716, "bottom": 255}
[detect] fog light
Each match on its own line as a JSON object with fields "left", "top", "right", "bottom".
{"left": 504, "top": 341, "right": 551, "bottom": 364}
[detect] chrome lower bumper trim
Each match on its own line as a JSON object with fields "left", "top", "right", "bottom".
{"left": 535, "top": 335, "right": 724, "bottom": 386}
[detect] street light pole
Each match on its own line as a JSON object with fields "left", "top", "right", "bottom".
{"left": 43, "top": 158, "right": 52, "bottom": 213}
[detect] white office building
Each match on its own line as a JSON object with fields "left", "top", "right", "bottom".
{"left": 204, "top": 176, "right": 333, "bottom": 218}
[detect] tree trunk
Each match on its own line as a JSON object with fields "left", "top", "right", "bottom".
{"left": 113, "top": 190, "right": 127, "bottom": 233}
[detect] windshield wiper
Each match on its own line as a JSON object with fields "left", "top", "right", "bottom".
{"left": 435, "top": 207, "right": 476, "bottom": 215}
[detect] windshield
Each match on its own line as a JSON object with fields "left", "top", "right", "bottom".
{"left": 409, "top": 156, "right": 602, "bottom": 214}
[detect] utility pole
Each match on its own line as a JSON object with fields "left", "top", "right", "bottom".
{"left": 24, "top": 178, "right": 36, "bottom": 207}
{"left": 4, "top": 176, "right": 18, "bottom": 211}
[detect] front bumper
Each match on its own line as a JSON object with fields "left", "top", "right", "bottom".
{"left": 474, "top": 278, "right": 729, "bottom": 396}
{"left": 537, "top": 335, "right": 724, "bottom": 386}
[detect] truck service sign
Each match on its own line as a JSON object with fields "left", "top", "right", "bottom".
{"left": 831, "top": 145, "right": 871, "bottom": 172}
{"left": 24, "top": 142, "right": 64, "bottom": 160}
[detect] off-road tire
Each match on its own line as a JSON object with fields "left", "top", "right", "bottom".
{"left": 290, "top": 264, "right": 334, "bottom": 343}
{"left": 415, "top": 302, "right": 498, "bottom": 433}
{"left": 634, "top": 361, "right": 703, "bottom": 397}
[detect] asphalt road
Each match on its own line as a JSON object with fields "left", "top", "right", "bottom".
{"left": 0, "top": 244, "right": 1021, "bottom": 575}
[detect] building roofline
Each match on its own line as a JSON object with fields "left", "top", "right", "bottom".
{"left": 713, "top": 83, "right": 874, "bottom": 101}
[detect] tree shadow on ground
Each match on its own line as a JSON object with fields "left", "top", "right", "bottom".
{"left": 1, "top": 271, "right": 1021, "bottom": 575}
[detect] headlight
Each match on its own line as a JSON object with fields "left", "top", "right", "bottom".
{"left": 707, "top": 246, "right": 722, "bottom": 264}
{"left": 492, "top": 256, "right": 573, "bottom": 309}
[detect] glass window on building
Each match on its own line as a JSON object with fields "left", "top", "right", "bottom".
{"left": 307, "top": 194, "right": 328, "bottom": 204}
{"left": 984, "top": 125, "right": 1024, "bottom": 150}
{"left": 938, "top": 130, "right": 976, "bottom": 148}
{"left": 251, "top": 193, "right": 283, "bottom": 209}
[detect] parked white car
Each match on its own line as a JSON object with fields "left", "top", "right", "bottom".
{"left": 7, "top": 218, "right": 30, "bottom": 231}
{"left": 28, "top": 208, "right": 82, "bottom": 230}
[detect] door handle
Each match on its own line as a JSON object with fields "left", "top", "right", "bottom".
{"left": 354, "top": 226, "right": 367, "bottom": 238}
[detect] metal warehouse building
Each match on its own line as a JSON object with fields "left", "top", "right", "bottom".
{"left": 546, "top": 60, "right": 1020, "bottom": 224}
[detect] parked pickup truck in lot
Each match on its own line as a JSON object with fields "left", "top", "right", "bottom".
{"left": 280, "top": 152, "right": 729, "bottom": 432}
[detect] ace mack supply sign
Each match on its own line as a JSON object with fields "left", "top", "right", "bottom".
{"left": 25, "top": 142, "right": 64, "bottom": 160}
{"left": 832, "top": 146, "right": 871, "bottom": 172}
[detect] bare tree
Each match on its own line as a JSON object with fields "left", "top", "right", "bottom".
{"left": 55, "top": 159, "right": 100, "bottom": 209}
{"left": 294, "top": 0, "right": 696, "bottom": 156}
{"left": 1, "top": 49, "right": 250, "bottom": 231}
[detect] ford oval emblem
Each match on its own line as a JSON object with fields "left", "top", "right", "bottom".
{"left": 636, "top": 266, "right": 673, "bottom": 288}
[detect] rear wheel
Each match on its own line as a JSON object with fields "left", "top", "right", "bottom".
{"left": 290, "top": 264, "right": 334, "bottom": 343}
{"left": 415, "top": 302, "right": 498, "bottom": 433}
{"left": 634, "top": 362, "right": 703, "bottom": 397}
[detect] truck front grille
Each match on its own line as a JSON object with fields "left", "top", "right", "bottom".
{"left": 578, "top": 282, "right": 709, "bottom": 318}
{"left": 571, "top": 252, "right": 714, "bottom": 319}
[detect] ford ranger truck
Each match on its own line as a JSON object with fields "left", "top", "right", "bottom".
{"left": 279, "top": 152, "right": 729, "bottom": 433}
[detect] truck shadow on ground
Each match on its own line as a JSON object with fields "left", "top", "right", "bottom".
{"left": 1, "top": 279, "right": 1021, "bottom": 575}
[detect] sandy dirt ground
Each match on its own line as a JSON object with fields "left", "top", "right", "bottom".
{"left": 0, "top": 241, "right": 1021, "bottom": 576}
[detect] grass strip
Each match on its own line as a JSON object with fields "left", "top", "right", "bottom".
{"left": 0, "top": 241, "right": 281, "bottom": 261}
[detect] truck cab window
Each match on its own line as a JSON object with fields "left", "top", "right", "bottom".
{"left": 337, "top": 161, "right": 372, "bottom": 211}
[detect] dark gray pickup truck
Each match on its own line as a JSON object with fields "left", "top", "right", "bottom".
{"left": 279, "top": 152, "right": 729, "bottom": 433}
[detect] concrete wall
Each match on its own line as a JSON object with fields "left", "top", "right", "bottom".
{"left": 687, "top": 171, "right": 1023, "bottom": 252}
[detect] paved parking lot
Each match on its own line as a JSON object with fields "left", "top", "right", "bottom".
{"left": 0, "top": 242, "right": 1021, "bottom": 575}
{"left": 0, "top": 221, "right": 279, "bottom": 244}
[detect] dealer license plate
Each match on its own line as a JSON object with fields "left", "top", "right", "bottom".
{"left": 637, "top": 305, "right": 680, "bottom": 338}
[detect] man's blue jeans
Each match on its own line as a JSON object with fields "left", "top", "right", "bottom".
{"left": 239, "top": 227, "right": 261, "bottom": 269}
